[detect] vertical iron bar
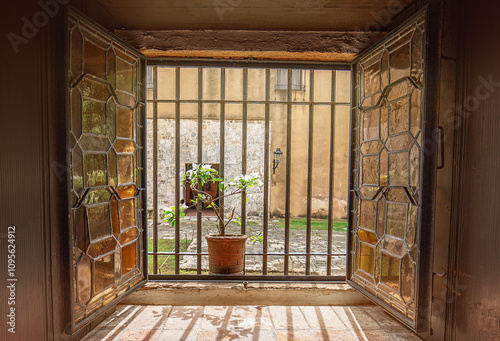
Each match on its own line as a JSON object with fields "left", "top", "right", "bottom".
{"left": 306, "top": 70, "right": 314, "bottom": 275}
{"left": 263, "top": 69, "right": 270, "bottom": 275}
{"left": 141, "top": 61, "right": 148, "bottom": 279}
{"left": 284, "top": 68, "right": 292, "bottom": 275}
{"left": 241, "top": 68, "right": 248, "bottom": 236}
{"left": 175, "top": 67, "right": 181, "bottom": 274}
{"left": 327, "top": 70, "right": 337, "bottom": 276}
{"left": 152, "top": 66, "right": 158, "bottom": 274}
{"left": 197, "top": 67, "right": 203, "bottom": 273}
{"left": 220, "top": 68, "right": 226, "bottom": 230}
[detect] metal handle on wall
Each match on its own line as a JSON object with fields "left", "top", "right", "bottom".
{"left": 437, "top": 126, "right": 445, "bottom": 170}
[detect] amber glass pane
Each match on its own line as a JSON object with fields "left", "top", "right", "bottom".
{"left": 119, "top": 199, "right": 136, "bottom": 230}
{"left": 386, "top": 133, "right": 413, "bottom": 152}
{"left": 361, "top": 140, "right": 383, "bottom": 155}
{"left": 358, "top": 229, "right": 378, "bottom": 245}
{"left": 121, "top": 242, "right": 137, "bottom": 275}
{"left": 119, "top": 227, "right": 139, "bottom": 245}
{"left": 381, "top": 253, "right": 400, "bottom": 291}
{"left": 94, "top": 254, "right": 115, "bottom": 293}
{"left": 389, "top": 41, "right": 411, "bottom": 82}
{"left": 363, "top": 62, "right": 381, "bottom": 97}
{"left": 71, "top": 88, "right": 82, "bottom": 138}
{"left": 72, "top": 145, "right": 84, "bottom": 193}
{"left": 87, "top": 204, "right": 111, "bottom": 241}
{"left": 117, "top": 106, "right": 134, "bottom": 139}
{"left": 359, "top": 200, "right": 377, "bottom": 230}
{"left": 117, "top": 185, "right": 136, "bottom": 199}
{"left": 76, "top": 255, "right": 92, "bottom": 305}
{"left": 107, "top": 48, "right": 116, "bottom": 89}
{"left": 84, "top": 39, "right": 106, "bottom": 78}
{"left": 82, "top": 100, "right": 106, "bottom": 135}
{"left": 88, "top": 237, "right": 117, "bottom": 259}
{"left": 386, "top": 203, "right": 407, "bottom": 239}
{"left": 73, "top": 206, "right": 87, "bottom": 252}
{"left": 108, "top": 149, "right": 117, "bottom": 188}
{"left": 84, "top": 189, "right": 111, "bottom": 205}
{"left": 84, "top": 153, "right": 107, "bottom": 187}
{"left": 79, "top": 135, "right": 111, "bottom": 153}
{"left": 363, "top": 108, "right": 380, "bottom": 141}
{"left": 106, "top": 99, "right": 116, "bottom": 142}
{"left": 388, "top": 97, "right": 410, "bottom": 135}
{"left": 382, "top": 235, "right": 406, "bottom": 257}
{"left": 116, "top": 57, "right": 134, "bottom": 94}
{"left": 362, "top": 155, "right": 379, "bottom": 185}
{"left": 110, "top": 196, "right": 120, "bottom": 238}
{"left": 377, "top": 195, "right": 386, "bottom": 238}
{"left": 114, "top": 139, "right": 136, "bottom": 154}
{"left": 117, "top": 154, "right": 133, "bottom": 184}
{"left": 411, "top": 28, "right": 424, "bottom": 86}
{"left": 401, "top": 253, "right": 414, "bottom": 303}
{"left": 389, "top": 151, "right": 409, "bottom": 186}
{"left": 78, "top": 77, "right": 111, "bottom": 102}
{"left": 359, "top": 242, "right": 375, "bottom": 274}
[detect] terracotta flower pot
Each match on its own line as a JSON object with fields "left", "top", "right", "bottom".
{"left": 205, "top": 234, "right": 247, "bottom": 274}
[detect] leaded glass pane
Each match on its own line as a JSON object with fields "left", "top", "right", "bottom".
{"left": 349, "top": 12, "right": 426, "bottom": 328}
{"left": 68, "top": 11, "right": 145, "bottom": 331}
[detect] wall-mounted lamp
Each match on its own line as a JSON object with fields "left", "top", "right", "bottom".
{"left": 272, "top": 148, "right": 283, "bottom": 174}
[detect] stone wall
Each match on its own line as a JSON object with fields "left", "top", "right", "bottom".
{"left": 147, "top": 118, "right": 266, "bottom": 218}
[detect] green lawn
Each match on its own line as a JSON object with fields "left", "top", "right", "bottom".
{"left": 147, "top": 238, "right": 191, "bottom": 274}
{"left": 277, "top": 218, "right": 347, "bottom": 231}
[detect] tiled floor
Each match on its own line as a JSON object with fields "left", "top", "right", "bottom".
{"left": 83, "top": 305, "right": 422, "bottom": 341}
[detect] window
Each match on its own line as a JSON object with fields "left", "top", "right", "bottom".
{"left": 146, "top": 66, "right": 154, "bottom": 89}
{"left": 276, "top": 69, "right": 304, "bottom": 91}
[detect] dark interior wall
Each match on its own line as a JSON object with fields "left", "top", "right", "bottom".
{"left": 0, "top": 2, "right": 112, "bottom": 340}
{"left": 450, "top": 0, "right": 500, "bottom": 340}
{"left": 0, "top": 1, "right": 63, "bottom": 340}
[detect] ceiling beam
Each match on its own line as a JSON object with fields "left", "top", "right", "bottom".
{"left": 115, "top": 30, "right": 384, "bottom": 61}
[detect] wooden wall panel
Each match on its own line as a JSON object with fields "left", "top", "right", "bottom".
{"left": 0, "top": 2, "right": 54, "bottom": 340}
{"left": 452, "top": 0, "right": 500, "bottom": 340}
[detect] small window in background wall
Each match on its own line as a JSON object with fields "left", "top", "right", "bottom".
{"left": 276, "top": 69, "right": 304, "bottom": 91}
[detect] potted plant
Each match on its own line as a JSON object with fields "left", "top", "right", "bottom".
{"left": 164, "top": 163, "right": 262, "bottom": 274}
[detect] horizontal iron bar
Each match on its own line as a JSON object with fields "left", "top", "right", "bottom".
{"left": 149, "top": 99, "right": 350, "bottom": 106}
{"left": 148, "top": 252, "right": 347, "bottom": 256}
{"left": 148, "top": 274, "right": 347, "bottom": 282}
{"left": 147, "top": 58, "right": 352, "bottom": 70}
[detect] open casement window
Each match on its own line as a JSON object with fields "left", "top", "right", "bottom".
{"left": 347, "top": 6, "right": 439, "bottom": 333}
{"left": 67, "top": 9, "right": 147, "bottom": 333}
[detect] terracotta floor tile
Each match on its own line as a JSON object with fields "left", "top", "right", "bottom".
{"left": 82, "top": 328, "right": 126, "bottom": 341}
{"left": 89, "top": 305, "right": 422, "bottom": 341}
{"left": 236, "top": 329, "right": 278, "bottom": 341}
{"left": 361, "top": 307, "right": 408, "bottom": 331}
{"left": 276, "top": 329, "right": 318, "bottom": 341}
{"left": 300, "top": 306, "right": 347, "bottom": 331}
{"left": 98, "top": 305, "right": 144, "bottom": 329}
{"left": 233, "top": 306, "right": 274, "bottom": 330}
{"left": 126, "top": 306, "right": 172, "bottom": 330}
{"left": 157, "top": 329, "right": 199, "bottom": 341}
{"left": 389, "top": 331, "right": 424, "bottom": 340}
{"left": 162, "top": 306, "right": 204, "bottom": 331}
{"left": 335, "top": 307, "right": 382, "bottom": 331}
{"left": 269, "top": 306, "right": 312, "bottom": 330}
{"left": 197, "top": 330, "right": 241, "bottom": 340}
{"left": 314, "top": 329, "right": 358, "bottom": 341}
{"left": 202, "top": 306, "right": 241, "bottom": 330}
{"left": 118, "top": 329, "right": 162, "bottom": 341}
